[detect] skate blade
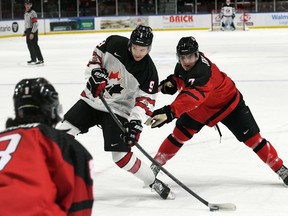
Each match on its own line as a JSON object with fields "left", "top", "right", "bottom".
{"left": 166, "top": 190, "right": 176, "bottom": 200}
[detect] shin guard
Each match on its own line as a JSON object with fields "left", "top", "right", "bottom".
{"left": 154, "top": 125, "right": 196, "bottom": 166}
{"left": 112, "top": 152, "right": 155, "bottom": 186}
{"left": 244, "top": 133, "right": 283, "bottom": 171}
{"left": 154, "top": 134, "right": 184, "bottom": 166}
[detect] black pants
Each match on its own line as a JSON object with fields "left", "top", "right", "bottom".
{"left": 176, "top": 94, "right": 260, "bottom": 143}
{"left": 25, "top": 28, "right": 43, "bottom": 61}
{"left": 63, "top": 99, "right": 131, "bottom": 152}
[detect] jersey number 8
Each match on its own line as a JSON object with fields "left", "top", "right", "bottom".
{"left": 0, "top": 133, "right": 21, "bottom": 171}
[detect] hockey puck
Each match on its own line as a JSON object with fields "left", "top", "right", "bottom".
{"left": 209, "top": 206, "right": 220, "bottom": 212}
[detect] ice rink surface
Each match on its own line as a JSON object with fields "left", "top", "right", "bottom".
{"left": 1, "top": 28, "right": 288, "bottom": 215}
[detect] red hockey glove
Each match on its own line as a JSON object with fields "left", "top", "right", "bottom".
{"left": 86, "top": 68, "right": 108, "bottom": 97}
{"left": 121, "top": 120, "right": 143, "bottom": 146}
{"left": 159, "top": 75, "right": 177, "bottom": 95}
{"left": 150, "top": 105, "right": 175, "bottom": 128}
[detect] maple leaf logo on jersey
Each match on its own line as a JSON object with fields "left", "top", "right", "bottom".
{"left": 109, "top": 71, "right": 121, "bottom": 81}
{"left": 107, "top": 71, "right": 123, "bottom": 95}
{"left": 106, "top": 84, "right": 124, "bottom": 96}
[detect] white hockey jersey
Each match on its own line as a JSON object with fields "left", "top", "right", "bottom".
{"left": 80, "top": 35, "right": 159, "bottom": 123}
{"left": 221, "top": 3, "right": 235, "bottom": 17}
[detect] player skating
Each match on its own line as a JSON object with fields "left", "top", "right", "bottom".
{"left": 146, "top": 36, "right": 288, "bottom": 187}
{"left": 58, "top": 25, "right": 175, "bottom": 199}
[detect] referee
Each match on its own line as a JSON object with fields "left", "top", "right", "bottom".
{"left": 23, "top": 0, "right": 44, "bottom": 65}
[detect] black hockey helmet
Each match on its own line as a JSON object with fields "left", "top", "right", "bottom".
{"left": 24, "top": 0, "right": 32, "bottom": 4}
{"left": 13, "top": 77, "right": 61, "bottom": 126}
{"left": 129, "top": 25, "right": 153, "bottom": 47}
{"left": 176, "top": 36, "right": 199, "bottom": 57}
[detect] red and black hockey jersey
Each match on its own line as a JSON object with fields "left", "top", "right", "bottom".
{"left": 170, "top": 52, "right": 240, "bottom": 127}
{"left": 0, "top": 123, "right": 93, "bottom": 216}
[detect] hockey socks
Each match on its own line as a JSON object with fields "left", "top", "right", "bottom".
{"left": 154, "top": 134, "right": 184, "bottom": 166}
{"left": 112, "top": 151, "right": 175, "bottom": 199}
{"left": 244, "top": 133, "right": 283, "bottom": 172}
{"left": 112, "top": 151, "right": 155, "bottom": 186}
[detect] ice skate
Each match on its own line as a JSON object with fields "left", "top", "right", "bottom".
{"left": 276, "top": 165, "right": 288, "bottom": 186}
{"left": 36, "top": 60, "right": 44, "bottom": 65}
{"left": 150, "top": 163, "right": 161, "bottom": 177}
{"left": 150, "top": 178, "right": 175, "bottom": 200}
{"left": 27, "top": 60, "right": 36, "bottom": 65}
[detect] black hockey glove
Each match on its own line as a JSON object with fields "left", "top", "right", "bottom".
{"left": 86, "top": 67, "right": 108, "bottom": 97}
{"left": 159, "top": 75, "right": 177, "bottom": 95}
{"left": 122, "top": 120, "right": 143, "bottom": 146}
{"left": 150, "top": 105, "right": 175, "bottom": 128}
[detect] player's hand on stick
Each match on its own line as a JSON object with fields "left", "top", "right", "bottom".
{"left": 122, "top": 120, "right": 143, "bottom": 146}
{"left": 146, "top": 105, "right": 175, "bottom": 128}
{"left": 86, "top": 68, "right": 108, "bottom": 97}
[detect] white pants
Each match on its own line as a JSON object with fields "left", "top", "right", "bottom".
{"left": 222, "top": 16, "right": 235, "bottom": 29}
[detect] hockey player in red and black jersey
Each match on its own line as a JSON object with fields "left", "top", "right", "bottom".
{"left": 147, "top": 36, "right": 288, "bottom": 186}
{"left": 58, "top": 25, "right": 174, "bottom": 199}
{"left": 0, "top": 78, "right": 94, "bottom": 215}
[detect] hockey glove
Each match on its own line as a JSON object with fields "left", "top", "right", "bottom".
{"left": 86, "top": 67, "right": 108, "bottom": 97}
{"left": 159, "top": 75, "right": 177, "bottom": 95}
{"left": 150, "top": 105, "right": 175, "bottom": 128}
{"left": 122, "top": 120, "right": 143, "bottom": 146}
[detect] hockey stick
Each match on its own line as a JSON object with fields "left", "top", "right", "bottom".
{"left": 99, "top": 93, "right": 236, "bottom": 211}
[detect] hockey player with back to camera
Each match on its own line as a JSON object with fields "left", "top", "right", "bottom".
{"left": 146, "top": 36, "right": 288, "bottom": 187}
{"left": 58, "top": 25, "right": 175, "bottom": 199}
{"left": 0, "top": 78, "right": 94, "bottom": 215}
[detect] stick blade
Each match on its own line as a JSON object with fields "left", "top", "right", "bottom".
{"left": 208, "top": 203, "right": 237, "bottom": 211}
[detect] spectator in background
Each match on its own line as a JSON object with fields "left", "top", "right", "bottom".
{"left": 177, "top": 0, "right": 185, "bottom": 14}
{"left": 80, "top": 2, "right": 91, "bottom": 16}
{"left": 47, "top": 1, "right": 58, "bottom": 18}
{"left": 23, "top": 0, "right": 44, "bottom": 65}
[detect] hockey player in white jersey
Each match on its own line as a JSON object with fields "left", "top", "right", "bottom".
{"left": 221, "top": 0, "right": 236, "bottom": 31}
{"left": 58, "top": 25, "right": 174, "bottom": 200}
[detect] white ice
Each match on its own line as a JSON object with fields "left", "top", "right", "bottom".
{"left": 1, "top": 28, "right": 288, "bottom": 216}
